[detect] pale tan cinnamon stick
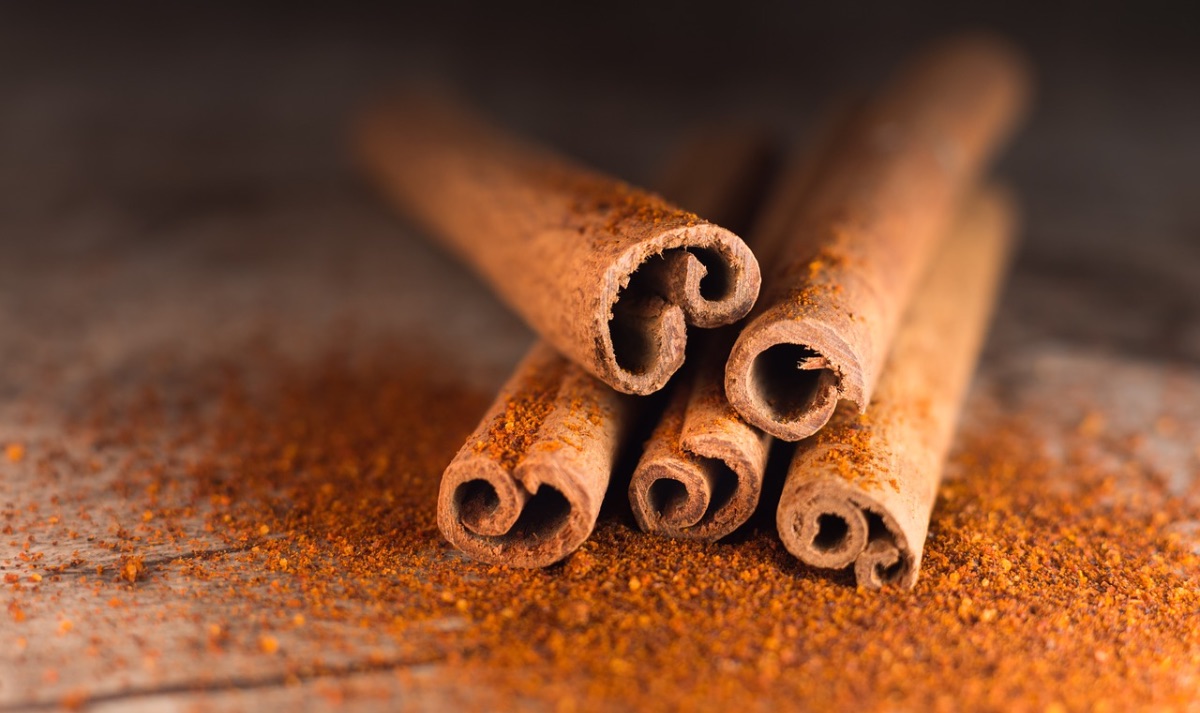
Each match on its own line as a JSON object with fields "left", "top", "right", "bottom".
{"left": 356, "top": 94, "right": 761, "bottom": 395}
{"left": 725, "top": 36, "right": 1030, "bottom": 441}
{"left": 776, "top": 185, "right": 1016, "bottom": 589}
{"left": 436, "top": 130, "right": 773, "bottom": 567}
{"left": 627, "top": 110, "right": 859, "bottom": 541}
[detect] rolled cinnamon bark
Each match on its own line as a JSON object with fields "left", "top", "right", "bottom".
{"left": 627, "top": 110, "right": 858, "bottom": 541}
{"left": 437, "top": 342, "right": 625, "bottom": 568}
{"left": 776, "top": 186, "right": 1016, "bottom": 589}
{"left": 628, "top": 330, "right": 769, "bottom": 539}
{"left": 356, "top": 94, "right": 761, "bottom": 395}
{"left": 437, "top": 129, "right": 774, "bottom": 567}
{"left": 725, "top": 36, "right": 1030, "bottom": 440}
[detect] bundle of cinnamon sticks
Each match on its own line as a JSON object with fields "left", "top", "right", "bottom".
{"left": 356, "top": 35, "right": 1031, "bottom": 588}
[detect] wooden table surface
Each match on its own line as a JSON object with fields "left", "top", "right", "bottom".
{"left": 2, "top": 5, "right": 1198, "bottom": 711}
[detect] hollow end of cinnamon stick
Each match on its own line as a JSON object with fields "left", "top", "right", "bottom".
{"left": 724, "top": 318, "right": 860, "bottom": 441}
{"left": 599, "top": 226, "right": 761, "bottom": 394}
{"left": 628, "top": 405, "right": 767, "bottom": 540}
{"left": 629, "top": 456, "right": 743, "bottom": 536}
{"left": 439, "top": 449, "right": 600, "bottom": 568}
{"left": 628, "top": 329, "right": 772, "bottom": 540}
{"left": 436, "top": 345, "right": 623, "bottom": 568}
{"left": 776, "top": 475, "right": 917, "bottom": 589}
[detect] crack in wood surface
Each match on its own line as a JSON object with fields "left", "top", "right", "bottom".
{"left": 0, "top": 653, "right": 453, "bottom": 712}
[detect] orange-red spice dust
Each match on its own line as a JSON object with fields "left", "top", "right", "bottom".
{"left": 4, "top": 344, "right": 1199, "bottom": 711}
{"left": 473, "top": 359, "right": 564, "bottom": 471}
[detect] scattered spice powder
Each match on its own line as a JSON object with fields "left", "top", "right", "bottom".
{"left": 3, "top": 342, "right": 1199, "bottom": 710}
{"left": 548, "top": 168, "right": 701, "bottom": 237}
{"left": 117, "top": 554, "right": 145, "bottom": 584}
{"left": 472, "top": 359, "right": 565, "bottom": 472}
{"left": 806, "top": 409, "right": 892, "bottom": 488}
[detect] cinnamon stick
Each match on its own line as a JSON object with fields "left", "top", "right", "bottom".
{"left": 356, "top": 94, "right": 761, "bottom": 395}
{"left": 724, "top": 36, "right": 1030, "bottom": 440}
{"left": 628, "top": 331, "right": 769, "bottom": 539}
{"left": 776, "top": 185, "right": 1016, "bottom": 589}
{"left": 627, "top": 110, "right": 858, "bottom": 541}
{"left": 437, "top": 130, "right": 774, "bottom": 567}
{"left": 437, "top": 343, "right": 625, "bottom": 568}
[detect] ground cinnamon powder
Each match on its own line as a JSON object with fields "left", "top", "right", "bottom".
{"left": 555, "top": 172, "right": 701, "bottom": 236}
{"left": 472, "top": 359, "right": 565, "bottom": 472}
{"left": 4, "top": 343, "right": 1199, "bottom": 710}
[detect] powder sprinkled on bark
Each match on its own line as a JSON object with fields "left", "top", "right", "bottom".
{"left": 527, "top": 161, "right": 703, "bottom": 239}
{"left": 473, "top": 359, "right": 565, "bottom": 471}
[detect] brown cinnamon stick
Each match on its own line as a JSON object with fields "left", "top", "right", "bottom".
{"left": 627, "top": 111, "right": 858, "bottom": 541}
{"left": 356, "top": 94, "right": 761, "bottom": 395}
{"left": 776, "top": 185, "right": 1016, "bottom": 589}
{"left": 725, "top": 36, "right": 1030, "bottom": 440}
{"left": 437, "top": 342, "right": 625, "bottom": 568}
{"left": 628, "top": 331, "right": 769, "bottom": 539}
{"left": 436, "top": 129, "right": 774, "bottom": 567}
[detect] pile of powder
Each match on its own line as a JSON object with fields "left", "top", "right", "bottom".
{"left": 3, "top": 342, "right": 1198, "bottom": 711}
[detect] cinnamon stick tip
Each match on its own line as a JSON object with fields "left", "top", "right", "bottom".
{"left": 437, "top": 453, "right": 593, "bottom": 569}
{"left": 918, "top": 33, "right": 1036, "bottom": 134}
{"left": 629, "top": 437, "right": 763, "bottom": 541}
{"left": 724, "top": 318, "right": 861, "bottom": 441}
{"left": 601, "top": 223, "right": 760, "bottom": 395}
{"left": 922, "top": 32, "right": 1035, "bottom": 85}
{"left": 628, "top": 458, "right": 713, "bottom": 534}
{"left": 776, "top": 478, "right": 917, "bottom": 590}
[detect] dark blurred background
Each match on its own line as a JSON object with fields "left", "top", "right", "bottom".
{"left": 2, "top": 1, "right": 1198, "bottom": 364}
